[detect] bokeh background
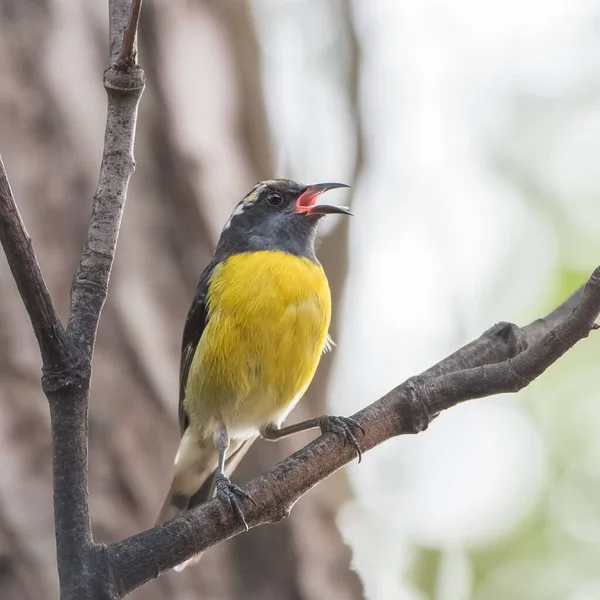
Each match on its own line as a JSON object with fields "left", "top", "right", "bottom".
{"left": 0, "top": 0, "right": 599, "bottom": 599}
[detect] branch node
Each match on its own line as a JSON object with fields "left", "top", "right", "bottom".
{"left": 403, "top": 379, "right": 431, "bottom": 434}
{"left": 104, "top": 65, "right": 146, "bottom": 97}
{"left": 41, "top": 336, "right": 90, "bottom": 398}
{"left": 589, "top": 265, "right": 600, "bottom": 288}
{"left": 268, "top": 502, "right": 292, "bottom": 524}
{"left": 492, "top": 321, "right": 527, "bottom": 356}
{"left": 505, "top": 356, "right": 533, "bottom": 392}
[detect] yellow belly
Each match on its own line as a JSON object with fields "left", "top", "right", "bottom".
{"left": 185, "top": 251, "right": 331, "bottom": 438}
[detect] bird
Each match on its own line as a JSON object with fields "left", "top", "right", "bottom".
{"left": 156, "top": 179, "right": 364, "bottom": 563}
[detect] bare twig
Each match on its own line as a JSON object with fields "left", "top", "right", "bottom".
{"left": 107, "top": 267, "right": 600, "bottom": 595}
{"left": 67, "top": 6, "right": 145, "bottom": 357}
{"left": 119, "top": 0, "right": 143, "bottom": 67}
{"left": 0, "top": 155, "right": 64, "bottom": 361}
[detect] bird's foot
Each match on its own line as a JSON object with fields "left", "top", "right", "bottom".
{"left": 215, "top": 473, "right": 256, "bottom": 531}
{"left": 316, "top": 415, "right": 365, "bottom": 463}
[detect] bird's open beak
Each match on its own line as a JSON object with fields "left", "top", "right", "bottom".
{"left": 295, "top": 182, "right": 353, "bottom": 216}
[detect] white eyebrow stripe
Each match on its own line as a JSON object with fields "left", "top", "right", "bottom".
{"left": 222, "top": 201, "right": 246, "bottom": 230}
{"left": 232, "top": 201, "right": 247, "bottom": 216}
{"left": 221, "top": 183, "right": 267, "bottom": 231}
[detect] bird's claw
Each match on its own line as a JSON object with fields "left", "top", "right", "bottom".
{"left": 316, "top": 415, "right": 365, "bottom": 463}
{"left": 215, "top": 473, "right": 256, "bottom": 531}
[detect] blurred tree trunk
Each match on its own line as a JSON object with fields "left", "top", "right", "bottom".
{"left": 0, "top": 1, "right": 363, "bottom": 599}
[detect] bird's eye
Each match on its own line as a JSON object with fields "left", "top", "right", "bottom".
{"left": 267, "top": 192, "right": 283, "bottom": 206}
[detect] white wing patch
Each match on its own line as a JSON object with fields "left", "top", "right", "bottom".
{"left": 323, "top": 333, "right": 335, "bottom": 353}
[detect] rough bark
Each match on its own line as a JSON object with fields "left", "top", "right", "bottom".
{"left": 104, "top": 270, "right": 600, "bottom": 595}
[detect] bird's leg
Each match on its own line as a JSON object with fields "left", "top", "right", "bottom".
{"left": 261, "top": 415, "right": 365, "bottom": 463}
{"left": 213, "top": 426, "right": 256, "bottom": 530}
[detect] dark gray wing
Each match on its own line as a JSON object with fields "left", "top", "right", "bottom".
{"left": 179, "top": 261, "right": 217, "bottom": 435}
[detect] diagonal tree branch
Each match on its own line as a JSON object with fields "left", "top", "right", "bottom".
{"left": 420, "top": 281, "right": 586, "bottom": 382}
{"left": 0, "top": 156, "right": 65, "bottom": 362}
{"left": 107, "top": 267, "right": 600, "bottom": 595}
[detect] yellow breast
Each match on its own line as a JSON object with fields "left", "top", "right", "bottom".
{"left": 185, "top": 251, "right": 331, "bottom": 437}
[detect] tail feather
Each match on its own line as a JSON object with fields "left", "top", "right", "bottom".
{"left": 155, "top": 481, "right": 193, "bottom": 526}
{"left": 155, "top": 428, "right": 215, "bottom": 527}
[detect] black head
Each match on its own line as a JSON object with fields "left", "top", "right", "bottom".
{"left": 215, "top": 179, "right": 351, "bottom": 262}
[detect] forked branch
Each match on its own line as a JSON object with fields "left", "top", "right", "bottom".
{"left": 0, "top": 1, "right": 145, "bottom": 598}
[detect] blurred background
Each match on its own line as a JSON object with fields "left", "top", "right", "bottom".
{"left": 0, "top": 0, "right": 600, "bottom": 599}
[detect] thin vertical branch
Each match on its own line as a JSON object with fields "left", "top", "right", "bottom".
{"left": 67, "top": 4, "right": 145, "bottom": 358}
{"left": 55, "top": 0, "right": 144, "bottom": 595}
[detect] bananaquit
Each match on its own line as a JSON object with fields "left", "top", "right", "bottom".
{"left": 156, "top": 179, "right": 363, "bottom": 539}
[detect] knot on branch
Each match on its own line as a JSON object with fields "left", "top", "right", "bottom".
{"left": 492, "top": 321, "right": 527, "bottom": 356}
{"left": 83, "top": 544, "right": 118, "bottom": 600}
{"left": 41, "top": 338, "right": 90, "bottom": 398}
{"left": 589, "top": 266, "right": 600, "bottom": 288}
{"left": 103, "top": 66, "right": 145, "bottom": 97}
{"left": 505, "top": 356, "right": 534, "bottom": 392}
{"left": 402, "top": 379, "right": 431, "bottom": 434}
